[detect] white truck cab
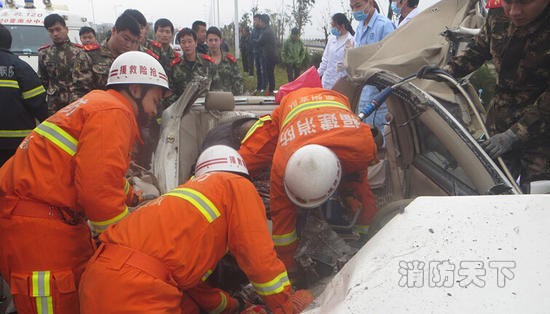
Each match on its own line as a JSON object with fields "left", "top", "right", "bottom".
{"left": 0, "top": 0, "right": 90, "bottom": 72}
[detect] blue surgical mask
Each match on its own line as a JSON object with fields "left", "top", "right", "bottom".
{"left": 330, "top": 27, "right": 341, "bottom": 37}
{"left": 391, "top": 2, "right": 401, "bottom": 15}
{"left": 352, "top": 10, "right": 369, "bottom": 21}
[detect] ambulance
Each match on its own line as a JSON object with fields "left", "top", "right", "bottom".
{"left": 0, "top": 0, "right": 90, "bottom": 71}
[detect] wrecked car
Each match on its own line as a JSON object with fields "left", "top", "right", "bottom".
{"left": 142, "top": 0, "right": 547, "bottom": 310}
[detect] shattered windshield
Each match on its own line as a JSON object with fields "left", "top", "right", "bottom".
{"left": 7, "top": 25, "right": 50, "bottom": 55}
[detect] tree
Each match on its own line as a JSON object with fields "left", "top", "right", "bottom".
{"left": 240, "top": 12, "right": 251, "bottom": 31}
{"left": 220, "top": 22, "right": 235, "bottom": 51}
{"left": 291, "top": 0, "right": 315, "bottom": 34}
{"left": 269, "top": 11, "right": 291, "bottom": 44}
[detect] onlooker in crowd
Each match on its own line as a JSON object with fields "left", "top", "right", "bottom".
{"left": 434, "top": 0, "right": 549, "bottom": 190}
{"left": 0, "top": 24, "right": 47, "bottom": 166}
{"left": 73, "top": 13, "right": 141, "bottom": 96}
{"left": 281, "top": 27, "right": 306, "bottom": 82}
{"left": 318, "top": 13, "right": 355, "bottom": 90}
{"left": 207, "top": 26, "right": 244, "bottom": 95}
{"left": 220, "top": 38, "right": 230, "bottom": 53}
{"left": 145, "top": 18, "right": 179, "bottom": 80}
{"left": 239, "top": 26, "right": 254, "bottom": 76}
{"left": 257, "top": 14, "right": 279, "bottom": 96}
{"left": 350, "top": 0, "right": 395, "bottom": 132}
{"left": 192, "top": 20, "right": 209, "bottom": 54}
{"left": 123, "top": 9, "right": 148, "bottom": 47}
{"left": 38, "top": 13, "right": 83, "bottom": 114}
{"left": 167, "top": 28, "right": 213, "bottom": 102}
{"left": 251, "top": 14, "right": 265, "bottom": 94}
{"left": 392, "top": 0, "right": 420, "bottom": 27}
{"left": 79, "top": 26, "right": 98, "bottom": 45}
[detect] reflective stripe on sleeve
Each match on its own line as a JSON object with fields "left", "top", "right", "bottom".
{"left": 241, "top": 115, "right": 272, "bottom": 143}
{"left": 201, "top": 269, "right": 213, "bottom": 282}
{"left": 165, "top": 188, "right": 221, "bottom": 223}
{"left": 353, "top": 224, "right": 370, "bottom": 235}
{"left": 272, "top": 230, "right": 298, "bottom": 246}
{"left": 34, "top": 121, "right": 78, "bottom": 156}
{"left": 124, "top": 179, "right": 131, "bottom": 195}
{"left": 0, "top": 79, "right": 19, "bottom": 89}
{"left": 282, "top": 100, "right": 350, "bottom": 128}
{"left": 209, "top": 292, "right": 227, "bottom": 314}
{"left": 22, "top": 85, "right": 46, "bottom": 99}
{"left": 0, "top": 129, "right": 32, "bottom": 137}
{"left": 32, "top": 271, "right": 54, "bottom": 314}
{"left": 89, "top": 206, "right": 129, "bottom": 233}
{"left": 251, "top": 271, "right": 291, "bottom": 296}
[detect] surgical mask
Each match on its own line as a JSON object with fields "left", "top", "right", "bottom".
{"left": 391, "top": 2, "right": 401, "bottom": 15}
{"left": 330, "top": 27, "right": 341, "bottom": 37}
{"left": 352, "top": 10, "right": 369, "bottom": 21}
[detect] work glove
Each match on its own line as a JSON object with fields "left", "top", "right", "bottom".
{"left": 481, "top": 129, "right": 520, "bottom": 159}
{"left": 416, "top": 65, "right": 447, "bottom": 82}
{"left": 291, "top": 289, "right": 314, "bottom": 312}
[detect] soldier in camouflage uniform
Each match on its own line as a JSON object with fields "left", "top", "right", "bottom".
{"left": 144, "top": 18, "right": 180, "bottom": 82}
{"left": 73, "top": 13, "right": 141, "bottom": 97}
{"left": 163, "top": 28, "right": 213, "bottom": 106}
{"left": 206, "top": 27, "right": 244, "bottom": 95}
{"left": 38, "top": 14, "right": 82, "bottom": 114}
{"left": 437, "top": 0, "right": 549, "bottom": 186}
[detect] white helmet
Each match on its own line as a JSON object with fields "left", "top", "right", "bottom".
{"left": 107, "top": 51, "right": 170, "bottom": 89}
{"left": 195, "top": 145, "right": 249, "bottom": 177}
{"left": 284, "top": 144, "right": 341, "bottom": 208}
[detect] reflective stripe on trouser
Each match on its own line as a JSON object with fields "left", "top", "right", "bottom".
{"left": 0, "top": 211, "right": 94, "bottom": 314}
{"left": 281, "top": 100, "right": 350, "bottom": 128}
{"left": 251, "top": 271, "right": 291, "bottom": 296}
{"left": 165, "top": 188, "right": 221, "bottom": 223}
{"left": 242, "top": 115, "right": 272, "bottom": 143}
{"left": 32, "top": 271, "right": 54, "bottom": 314}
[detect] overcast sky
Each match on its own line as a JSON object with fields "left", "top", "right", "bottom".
{"left": 27, "top": 0, "right": 439, "bottom": 38}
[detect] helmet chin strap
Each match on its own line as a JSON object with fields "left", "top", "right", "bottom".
{"left": 127, "top": 85, "right": 151, "bottom": 128}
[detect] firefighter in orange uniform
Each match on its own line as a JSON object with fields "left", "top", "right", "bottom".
{"left": 0, "top": 51, "right": 171, "bottom": 314}
{"left": 78, "top": 145, "right": 313, "bottom": 313}
{"left": 238, "top": 68, "right": 378, "bottom": 273}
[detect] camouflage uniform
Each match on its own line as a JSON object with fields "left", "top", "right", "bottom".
{"left": 143, "top": 39, "right": 180, "bottom": 82}
{"left": 445, "top": 7, "right": 550, "bottom": 183}
{"left": 210, "top": 52, "right": 244, "bottom": 95}
{"left": 164, "top": 53, "right": 214, "bottom": 106}
{"left": 73, "top": 41, "right": 116, "bottom": 97}
{"left": 38, "top": 40, "right": 83, "bottom": 114}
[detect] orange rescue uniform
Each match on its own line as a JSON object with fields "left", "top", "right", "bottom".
{"left": 0, "top": 89, "right": 140, "bottom": 313}
{"left": 79, "top": 172, "right": 294, "bottom": 313}
{"left": 239, "top": 88, "right": 378, "bottom": 269}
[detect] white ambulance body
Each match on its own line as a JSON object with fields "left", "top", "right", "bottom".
{"left": 0, "top": 0, "right": 90, "bottom": 71}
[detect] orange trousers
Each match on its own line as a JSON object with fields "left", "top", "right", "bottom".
{"left": 79, "top": 244, "right": 238, "bottom": 313}
{"left": 0, "top": 200, "right": 95, "bottom": 314}
{"left": 79, "top": 252, "right": 185, "bottom": 313}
